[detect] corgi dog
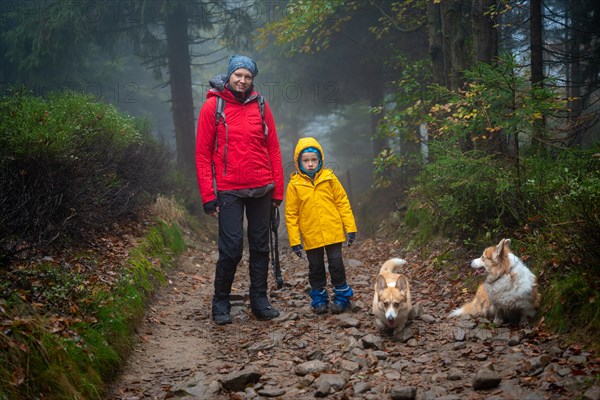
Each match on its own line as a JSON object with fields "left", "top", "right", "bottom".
{"left": 372, "top": 258, "right": 412, "bottom": 337}
{"left": 449, "top": 238, "right": 540, "bottom": 326}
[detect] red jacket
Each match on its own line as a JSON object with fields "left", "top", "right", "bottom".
{"left": 195, "top": 86, "right": 284, "bottom": 205}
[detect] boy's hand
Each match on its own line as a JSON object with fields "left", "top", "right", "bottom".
{"left": 346, "top": 232, "right": 356, "bottom": 247}
{"left": 292, "top": 244, "right": 303, "bottom": 258}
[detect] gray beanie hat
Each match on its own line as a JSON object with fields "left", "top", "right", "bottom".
{"left": 226, "top": 55, "right": 258, "bottom": 81}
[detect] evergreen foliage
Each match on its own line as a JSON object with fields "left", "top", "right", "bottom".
{"left": 0, "top": 90, "right": 173, "bottom": 263}
{"left": 377, "top": 54, "right": 600, "bottom": 349}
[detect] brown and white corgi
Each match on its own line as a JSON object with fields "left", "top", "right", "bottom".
{"left": 449, "top": 239, "right": 540, "bottom": 326}
{"left": 372, "top": 258, "right": 412, "bottom": 337}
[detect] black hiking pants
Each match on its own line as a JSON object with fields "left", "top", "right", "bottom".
{"left": 306, "top": 242, "right": 346, "bottom": 290}
{"left": 212, "top": 190, "right": 273, "bottom": 315}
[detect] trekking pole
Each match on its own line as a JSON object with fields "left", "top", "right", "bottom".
{"left": 270, "top": 206, "right": 284, "bottom": 289}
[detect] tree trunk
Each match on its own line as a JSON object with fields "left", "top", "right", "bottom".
{"left": 566, "top": 1, "right": 584, "bottom": 147}
{"left": 370, "top": 63, "right": 387, "bottom": 162}
{"left": 426, "top": 2, "right": 447, "bottom": 87}
{"left": 530, "top": 0, "right": 545, "bottom": 152}
{"left": 165, "top": 3, "right": 196, "bottom": 178}
{"left": 472, "top": 0, "right": 502, "bottom": 154}
{"left": 443, "top": 0, "right": 471, "bottom": 91}
{"left": 472, "top": 0, "right": 498, "bottom": 63}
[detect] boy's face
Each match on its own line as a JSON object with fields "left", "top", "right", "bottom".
{"left": 300, "top": 152, "right": 319, "bottom": 173}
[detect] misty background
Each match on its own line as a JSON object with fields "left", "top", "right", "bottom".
{"left": 2, "top": 0, "right": 599, "bottom": 207}
{"left": 0, "top": 1, "right": 381, "bottom": 205}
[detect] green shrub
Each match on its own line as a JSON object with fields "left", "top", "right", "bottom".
{"left": 0, "top": 90, "right": 174, "bottom": 262}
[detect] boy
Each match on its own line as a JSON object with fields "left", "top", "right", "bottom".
{"left": 284, "top": 137, "right": 357, "bottom": 314}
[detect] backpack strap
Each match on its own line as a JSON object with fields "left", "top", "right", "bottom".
{"left": 214, "top": 95, "right": 267, "bottom": 148}
{"left": 257, "top": 95, "right": 268, "bottom": 139}
{"left": 214, "top": 97, "right": 226, "bottom": 151}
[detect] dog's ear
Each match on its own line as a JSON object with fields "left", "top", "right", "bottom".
{"left": 376, "top": 275, "right": 388, "bottom": 292}
{"left": 496, "top": 238, "right": 511, "bottom": 258}
{"left": 395, "top": 275, "right": 408, "bottom": 292}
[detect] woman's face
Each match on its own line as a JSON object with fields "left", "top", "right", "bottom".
{"left": 228, "top": 68, "right": 253, "bottom": 93}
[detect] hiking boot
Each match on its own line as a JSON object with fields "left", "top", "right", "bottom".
{"left": 253, "top": 306, "right": 280, "bottom": 321}
{"left": 313, "top": 303, "right": 329, "bottom": 315}
{"left": 331, "top": 283, "right": 353, "bottom": 314}
{"left": 213, "top": 313, "right": 232, "bottom": 325}
{"left": 330, "top": 301, "right": 349, "bottom": 314}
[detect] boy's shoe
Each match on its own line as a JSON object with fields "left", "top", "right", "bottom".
{"left": 330, "top": 301, "right": 349, "bottom": 314}
{"left": 331, "top": 283, "right": 353, "bottom": 314}
{"left": 213, "top": 313, "right": 232, "bottom": 325}
{"left": 253, "top": 306, "right": 280, "bottom": 321}
{"left": 309, "top": 288, "right": 329, "bottom": 314}
{"left": 313, "top": 303, "right": 329, "bottom": 315}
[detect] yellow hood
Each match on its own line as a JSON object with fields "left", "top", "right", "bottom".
{"left": 293, "top": 137, "right": 324, "bottom": 176}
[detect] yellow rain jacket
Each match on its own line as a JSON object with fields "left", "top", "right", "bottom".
{"left": 285, "top": 137, "right": 357, "bottom": 250}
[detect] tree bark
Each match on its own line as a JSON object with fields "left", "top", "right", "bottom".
{"left": 530, "top": 0, "right": 545, "bottom": 152}
{"left": 472, "top": 0, "right": 502, "bottom": 154}
{"left": 426, "top": 2, "right": 447, "bottom": 87}
{"left": 472, "top": 0, "right": 498, "bottom": 63}
{"left": 165, "top": 3, "right": 196, "bottom": 178}
{"left": 443, "top": 0, "right": 471, "bottom": 91}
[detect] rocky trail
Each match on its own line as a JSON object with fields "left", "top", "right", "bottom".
{"left": 106, "top": 234, "right": 600, "bottom": 400}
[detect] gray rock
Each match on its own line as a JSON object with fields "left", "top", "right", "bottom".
{"left": 171, "top": 372, "right": 221, "bottom": 398}
{"left": 306, "top": 349, "right": 323, "bottom": 360}
{"left": 569, "top": 355, "right": 588, "bottom": 365}
{"left": 339, "top": 359, "right": 360, "bottom": 373}
{"left": 413, "top": 354, "right": 431, "bottom": 364}
{"left": 452, "top": 327, "right": 466, "bottom": 341}
{"left": 361, "top": 334, "right": 384, "bottom": 350}
{"left": 458, "top": 319, "right": 477, "bottom": 329}
{"left": 421, "top": 314, "right": 436, "bottom": 323}
{"left": 472, "top": 365, "right": 501, "bottom": 390}
{"left": 353, "top": 381, "right": 371, "bottom": 395}
{"left": 246, "top": 340, "right": 277, "bottom": 353}
{"left": 220, "top": 366, "right": 261, "bottom": 392}
{"left": 472, "top": 327, "right": 493, "bottom": 341}
{"left": 294, "top": 360, "right": 328, "bottom": 376}
{"left": 350, "top": 300, "right": 365, "bottom": 312}
{"left": 348, "top": 259, "right": 364, "bottom": 268}
{"left": 585, "top": 385, "right": 600, "bottom": 400}
{"left": 314, "top": 374, "right": 346, "bottom": 397}
{"left": 522, "top": 355, "right": 550, "bottom": 376}
{"left": 389, "top": 385, "right": 416, "bottom": 400}
{"left": 423, "top": 385, "right": 447, "bottom": 399}
{"left": 394, "top": 327, "right": 414, "bottom": 343}
{"left": 339, "top": 316, "right": 361, "bottom": 328}
{"left": 371, "top": 350, "right": 389, "bottom": 360}
{"left": 447, "top": 368, "right": 464, "bottom": 381}
{"left": 257, "top": 388, "right": 286, "bottom": 397}
{"left": 453, "top": 341, "right": 467, "bottom": 349}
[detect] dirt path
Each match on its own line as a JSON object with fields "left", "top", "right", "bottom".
{"left": 105, "top": 236, "right": 599, "bottom": 400}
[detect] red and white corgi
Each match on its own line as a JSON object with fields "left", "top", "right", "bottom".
{"left": 449, "top": 239, "right": 540, "bottom": 326}
{"left": 372, "top": 258, "right": 412, "bottom": 337}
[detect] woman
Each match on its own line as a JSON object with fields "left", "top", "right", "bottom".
{"left": 195, "top": 55, "right": 284, "bottom": 325}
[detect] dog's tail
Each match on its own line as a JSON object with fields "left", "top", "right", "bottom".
{"left": 379, "top": 258, "right": 407, "bottom": 274}
{"left": 448, "top": 284, "right": 491, "bottom": 318}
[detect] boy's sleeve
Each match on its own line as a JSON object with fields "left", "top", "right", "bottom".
{"left": 284, "top": 182, "right": 302, "bottom": 247}
{"left": 331, "top": 175, "right": 357, "bottom": 233}
{"left": 263, "top": 101, "right": 285, "bottom": 202}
